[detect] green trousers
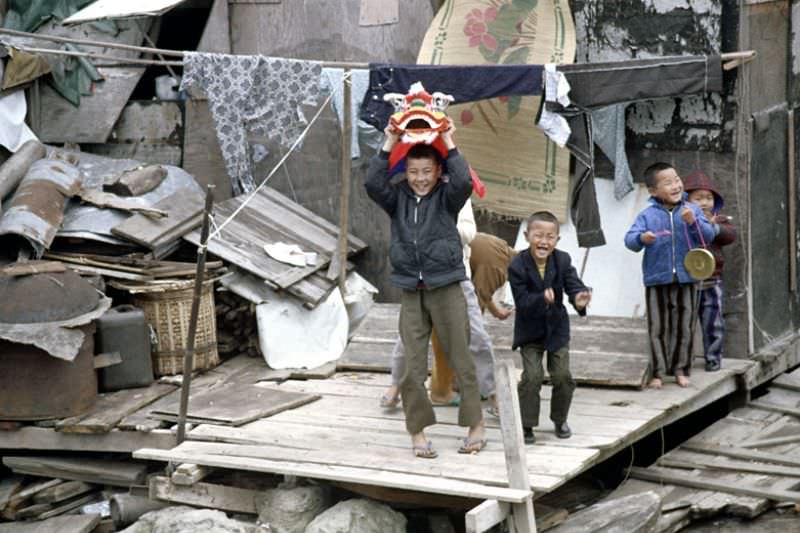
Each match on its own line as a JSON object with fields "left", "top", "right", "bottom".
{"left": 518, "top": 342, "right": 574, "bottom": 428}
{"left": 399, "top": 283, "right": 482, "bottom": 434}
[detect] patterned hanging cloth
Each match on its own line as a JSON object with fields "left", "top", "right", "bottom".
{"left": 181, "top": 52, "right": 322, "bottom": 194}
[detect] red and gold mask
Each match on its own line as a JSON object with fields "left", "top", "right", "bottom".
{"left": 383, "top": 82, "right": 454, "bottom": 144}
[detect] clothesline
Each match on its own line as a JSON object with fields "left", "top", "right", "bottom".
{"left": 0, "top": 27, "right": 754, "bottom": 70}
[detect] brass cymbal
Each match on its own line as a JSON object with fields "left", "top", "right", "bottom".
{"left": 684, "top": 248, "right": 716, "bottom": 281}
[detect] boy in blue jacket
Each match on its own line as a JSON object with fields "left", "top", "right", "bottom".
{"left": 625, "top": 163, "right": 715, "bottom": 389}
{"left": 509, "top": 211, "right": 592, "bottom": 444}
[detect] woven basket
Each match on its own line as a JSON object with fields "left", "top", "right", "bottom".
{"left": 133, "top": 280, "right": 219, "bottom": 376}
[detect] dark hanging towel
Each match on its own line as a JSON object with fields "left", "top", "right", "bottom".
{"left": 360, "top": 63, "right": 544, "bottom": 130}
{"left": 548, "top": 55, "right": 723, "bottom": 248}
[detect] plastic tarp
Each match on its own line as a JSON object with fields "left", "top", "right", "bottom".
{"left": 62, "top": 0, "right": 188, "bottom": 24}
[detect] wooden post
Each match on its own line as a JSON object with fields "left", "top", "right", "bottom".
{"left": 176, "top": 185, "right": 215, "bottom": 445}
{"left": 494, "top": 360, "right": 536, "bottom": 532}
{"left": 327, "top": 68, "right": 352, "bottom": 294}
{"left": 788, "top": 109, "right": 796, "bottom": 292}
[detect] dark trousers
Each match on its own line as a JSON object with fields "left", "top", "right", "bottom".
{"left": 646, "top": 282, "right": 698, "bottom": 378}
{"left": 399, "top": 283, "right": 481, "bottom": 434}
{"left": 698, "top": 280, "right": 724, "bottom": 365}
{"left": 518, "top": 342, "right": 574, "bottom": 428}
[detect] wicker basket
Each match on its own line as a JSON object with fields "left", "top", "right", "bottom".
{"left": 132, "top": 280, "right": 219, "bottom": 376}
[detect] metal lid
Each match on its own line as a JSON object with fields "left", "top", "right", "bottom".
{"left": 0, "top": 270, "right": 100, "bottom": 323}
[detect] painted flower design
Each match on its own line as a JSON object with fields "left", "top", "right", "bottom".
{"left": 463, "top": 7, "right": 498, "bottom": 51}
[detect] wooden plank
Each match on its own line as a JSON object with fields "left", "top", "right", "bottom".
{"left": 0, "top": 261, "right": 65, "bottom": 277}
{"left": 494, "top": 360, "right": 536, "bottom": 532}
{"left": 0, "top": 476, "right": 23, "bottom": 511}
{"left": 56, "top": 383, "right": 176, "bottom": 434}
{"left": 150, "top": 384, "right": 320, "bottom": 426}
{"left": 0, "top": 426, "right": 175, "bottom": 453}
{"left": 36, "top": 492, "right": 99, "bottom": 520}
{"left": 32, "top": 481, "right": 94, "bottom": 505}
{"left": 134, "top": 447, "right": 532, "bottom": 503}
{"left": 547, "top": 492, "right": 660, "bottom": 533}
{"left": 37, "top": 68, "right": 145, "bottom": 144}
{"left": 197, "top": 0, "right": 231, "bottom": 53}
{"left": 772, "top": 372, "right": 800, "bottom": 393}
{"left": 171, "top": 464, "right": 212, "bottom": 486}
{"left": 182, "top": 99, "right": 232, "bottom": 201}
{"left": 680, "top": 443, "right": 800, "bottom": 468}
{"left": 465, "top": 500, "right": 510, "bottom": 533}
{"left": 149, "top": 476, "right": 258, "bottom": 514}
{"left": 0, "top": 513, "right": 100, "bottom": 533}
{"left": 111, "top": 188, "right": 205, "bottom": 249}
{"left": 2, "top": 457, "right": 148, "bottom": 487}
{"left": 288, "top": 361, "right": 337, "bottom": 380}
{"left": 628, "top": 466, "right": 800, "bottom": 502}
{"left": 748, "top": 400, "right": 800, "bottom": 418}
{"left": 2, "top": 479, "right": 63, "bottom": 519}
{"left": 740, "top": 434, "right": 800, "bottom": 448}
{"left": 658, "top": 454, "right": 800, "bottom": 478}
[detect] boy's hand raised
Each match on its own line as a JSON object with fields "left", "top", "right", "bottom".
{"left": 640, "top": 231, "right": 657, "bottom": 245}
{"left": 680, "top": 207, "right": 696, "bottom": 225}
{"left": 440, "top": 118, "right": 457, "bottom": 150}
{"left": 382, "top": 124, "right": 402, "bottom": 152}
{"left": 575, "top": 290, "right": 592, "bottom": 310}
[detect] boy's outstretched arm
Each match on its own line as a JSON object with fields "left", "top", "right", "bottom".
{"left": 508, "top": 262, "right": 546, "bottom": 316}
{"left": 624, "top": 212, "right": 650, "bottom": 252}
{"left": 563, "top": 255, "right": 590, "bottom": 317}
{"left": 364, "top": 125, "right": 400, "bottom": 215}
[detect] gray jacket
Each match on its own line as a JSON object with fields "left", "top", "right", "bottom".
{"left": 365, "top": 149, "right": 472, "bottom": 290}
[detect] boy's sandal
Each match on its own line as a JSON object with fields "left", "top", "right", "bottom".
{"left": 379, "top": 394, "right": 400, "bottom": 409}
{"left": 413, "top": 441, "right": 438, "bottom": 459}
{"left": 458, "top": 437, "right": 488, "bottom": 454}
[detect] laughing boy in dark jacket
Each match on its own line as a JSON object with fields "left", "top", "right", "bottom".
{"left": 684, "top": 170, "right": 737, "bottom": 372}
{"left": 365, "top": 119, "right": 486, "bottom": 459}
{"left": 508, "top": 211, "right": 592, "bottom": 445}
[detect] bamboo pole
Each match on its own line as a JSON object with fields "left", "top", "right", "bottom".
{"left": 0, "top": 27, "right": 185, "bottom": 56}
{"left": 328, "top": 69, "right": 353, "bottom": 292}
{"left": 175, "top": 184, "right": 215, "bottom": 445}
{"left": 7, "top": 45, "right": 182, "bottom": 66}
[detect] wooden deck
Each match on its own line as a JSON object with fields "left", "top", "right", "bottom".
{"left": 134, "top": 307, "right": 755, "bottom": 503}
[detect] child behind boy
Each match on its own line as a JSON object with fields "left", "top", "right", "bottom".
{"left": 365, "top": 119, "right": 486, "bottom": 458}
{"left": 625, "top": 163, "right": 716, "bottom": 389}
{"left": 683, "top": 170, "right": 737, "bottom": 372}
{"left": 508, "top": 211, "right": 591, "bottom": 444}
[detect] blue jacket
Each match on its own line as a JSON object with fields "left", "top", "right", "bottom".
{"left": 624, "top": 195, "right": 716, "bottom": 286}
{"left": 509, "top": 249, "right": 588, "bottom": 353}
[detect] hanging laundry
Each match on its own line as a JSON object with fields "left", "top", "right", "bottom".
{"left": 591, "top": 104, "right": 634, "bottom": 200}
{"left": 181, "top": 52, "right": 322, "bottom": 195}
{"left": 2, "top": 47, "right": 51, "bottom": 90}
{"left": 0, "top": 90, "right": 38, "bottom": 153}
{"left": 321, "top": 68, "right": 369, "bottom": 159}
{"left": 360, "top": 63, "right": 543, "bottom": 129}
{"left": 537, "top": 64, "right": 572, "bottom": 148}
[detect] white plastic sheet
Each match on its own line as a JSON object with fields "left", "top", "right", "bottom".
{"left": 0, "top": 90, "right": 37, "bottom": 153}
{"left": 256, "top": 286, "right": 349, "bottom": 370}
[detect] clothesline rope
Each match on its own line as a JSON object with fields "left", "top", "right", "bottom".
{"left": 201, "top": 71, "right": 350, "bottom": 249}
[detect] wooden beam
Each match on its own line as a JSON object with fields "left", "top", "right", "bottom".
{"left": 494, "top": 360, "right": 536, "bottom": 532}
{"left": 465, "top": 500, "right": 510, "bottom": 533}
{"left": 0, "top": 426, "right": 175, "bottom": 453}
{"left": 748, "top": 400, "right": 800, "bottom": 418}
{"left": 628, "top": 466, "right": 800, "bottom": 502}
{"left": 134, "top": 448, "right": 531, "bottom": 503}
{"left": 149, "top": 476, "right": 259, "bottom": 514}
{"left": 789, "top": 109, "right": 797, "bottom": 292}
{"left": 658, "top": 456, "right": 800, "bottom": 478}
{"left": 740, "top": 434, "right": 800, "bottom": 449}
{"left": 681, "top": 442, "right": 800, "bottom": 467}
{"left": 171, "top": 464, "right": 212, "bottom": 486}
{"left": 327, "top": 67, "right": 353, "bottom": 292}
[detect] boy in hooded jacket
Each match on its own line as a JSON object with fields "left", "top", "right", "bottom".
{"left": 625, "top": 163, "right": 716, "bottom": 389}
{"left": 683, "top": 170, "right": 737, "bottom": 372}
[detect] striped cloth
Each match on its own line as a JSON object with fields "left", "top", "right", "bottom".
{"left": 646, "top": 282, "right": 698, "bottom": 378}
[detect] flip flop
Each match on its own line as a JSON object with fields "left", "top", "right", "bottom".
{"left": 431, "top": 394, "right": 460, "bottom": 407}
{"left": 413, "top": 440, "right": 438, "bottom": 459}
{"left": 485, "top": 406, "right": 499, "bottom": 418}
{"left": 379, "top": 394, "right": 400, "bottom": 409}
{"left": 458, "top": 437, "right": 488, "bottom": 454}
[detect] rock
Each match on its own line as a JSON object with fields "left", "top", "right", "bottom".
{"left": 257, "top": 485, "right": 331, "bottom": 533}
{"left": 304, "top": 499, "right": 406, "bottom": 533}
{"left": 119, "top": 505, "right": 262, "bottom": 533}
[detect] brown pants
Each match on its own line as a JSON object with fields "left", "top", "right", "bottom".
{"left": 399, "top": 283, "right": 481, "bottom": 434}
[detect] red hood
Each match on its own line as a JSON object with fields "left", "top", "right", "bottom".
{"left": 683, "top": 170, "right": 724, "bottom": 212}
